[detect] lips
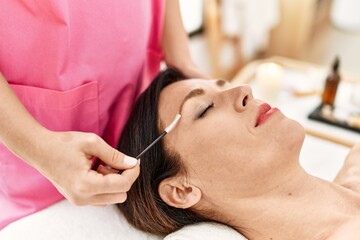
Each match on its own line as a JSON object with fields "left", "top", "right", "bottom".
{"left": 255, "top": 103, "right": 279, "bottom": 127}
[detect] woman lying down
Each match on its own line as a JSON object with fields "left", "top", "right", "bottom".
{"left": 114, "top": 68, "right": 360, "bottom": 239}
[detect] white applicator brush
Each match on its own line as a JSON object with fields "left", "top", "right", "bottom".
{"left": 135, "top": 114, "right": 181, "bottom": 159}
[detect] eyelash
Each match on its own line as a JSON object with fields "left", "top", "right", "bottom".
{"left": 197, "top": 102, "right": 214, "bottom": 119}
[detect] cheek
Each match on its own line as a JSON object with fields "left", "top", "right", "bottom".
{"left": 180, "top": 123, "right": 252, "bottom": 161}
{"left": 174, "top": 115, "right": 260, "bottom": 186}
{"left": 265, "top": 118, "right": 305, "bottom": 153}
{"left": 179, "top": 129, "right": 257, "bottom": 181}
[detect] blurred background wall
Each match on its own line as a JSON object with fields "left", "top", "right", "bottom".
{"left": 179, "top": 0, "right": 360, "bottom": 79}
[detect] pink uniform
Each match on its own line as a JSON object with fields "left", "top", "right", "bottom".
{"left": 0, "top": 0, "right": 164, "bottom": 229}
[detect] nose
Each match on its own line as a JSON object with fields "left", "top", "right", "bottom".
{"left": 220, "top": 85, "right": 253, "bottom": 113}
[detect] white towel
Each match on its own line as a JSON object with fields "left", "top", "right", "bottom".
{"left": 164, "top": 222, "right": 247, "bottom": 240}
{"left": 0, "top": 200, "right": 160, "bottom": 240}
{"left": 0, "top": 200, "right": 247, "bottom": 240}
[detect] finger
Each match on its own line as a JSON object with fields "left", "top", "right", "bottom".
{"left": 110, "top": 149, "right": 138, "bottom": 170}
{"left": 86, "top": 135, "right": 137, "bottom": 170}
{"left": 97, "top": 165, "right": 118, "bottom": 175}
{"left": 120, "top": 160, "right": 140, "bottom": 183}
{"left": 88, "top": 162, "right": 140, "bottom": 194}
{"left": 90, "top": 192, "right": 128, "bottom": 205}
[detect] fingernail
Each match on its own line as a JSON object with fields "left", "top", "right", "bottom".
{"left": 138, "top": 159, "right": 141, "bottom": 165}
{"left": 124, "top": 155, "right": 137, "bottom": 167}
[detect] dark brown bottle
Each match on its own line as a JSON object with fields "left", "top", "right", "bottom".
{"left": 321, "top": 57, "right": 341, "bottom": 107}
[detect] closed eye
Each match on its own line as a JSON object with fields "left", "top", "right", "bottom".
{"left": 196, "top": 102, "right": 214, "bottom": 119}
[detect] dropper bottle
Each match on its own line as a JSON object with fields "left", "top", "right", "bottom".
{"left": 321, "top": 56, "right": 341, "bottom": 108}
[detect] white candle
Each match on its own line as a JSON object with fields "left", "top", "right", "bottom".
{"left": 255, "top": 62, "right": 284, "bottom": 104}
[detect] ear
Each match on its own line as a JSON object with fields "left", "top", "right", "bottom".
{"left": 158, "top": 177, "right": 201, "bottom": 209}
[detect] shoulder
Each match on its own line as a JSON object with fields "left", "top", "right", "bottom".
{"left": 333, "top": 144, "right": 360, "bottom": 193}
{"left": 327, "top": 218, "right": 360, "bottom": 240}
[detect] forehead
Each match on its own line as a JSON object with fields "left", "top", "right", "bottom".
{"left": 158, "top": 79, "right": 223, "bottom": 127}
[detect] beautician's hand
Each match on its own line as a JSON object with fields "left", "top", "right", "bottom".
{"left": 35, "top": 130, "right": 140, "bottom": 206}
{"left": 179, "top": 63, "right": 211, "bottom": 79}
{"left": 0, "top": 74, "right": 139, "bottom": 206}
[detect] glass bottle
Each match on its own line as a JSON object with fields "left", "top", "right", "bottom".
{"left": 321, "top": 57, "right": 341, "bottom": 107}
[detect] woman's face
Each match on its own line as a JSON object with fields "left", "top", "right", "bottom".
{"left": 158, "top": 79, "right": 305, "bottom": 200}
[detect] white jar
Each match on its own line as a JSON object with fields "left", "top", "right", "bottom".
{"left": 331, "top": 0, "right": 360, "bottom": 32}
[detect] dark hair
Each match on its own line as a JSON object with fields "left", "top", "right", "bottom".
{"left": 117, "top": 68, "right": 210, "bottom": 235}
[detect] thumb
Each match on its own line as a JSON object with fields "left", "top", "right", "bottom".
{"left": 109, "top": 149, "right": 138, "bottom": 170}
{"left": 87, "top": 135, "right": 137, "bottom": 170}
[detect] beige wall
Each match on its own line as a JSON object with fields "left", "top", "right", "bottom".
{"left": 267, "top": 0, "right": 331, "bottom": 58}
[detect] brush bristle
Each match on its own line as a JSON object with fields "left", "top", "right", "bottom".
{"left": 165, "top": 114, "right": 181, "bottom": 133}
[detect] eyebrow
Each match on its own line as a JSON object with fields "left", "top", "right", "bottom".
{"left": 216, "top": 79, "right": 227, "bottom": 87}
{"left": 178, "top": 79, "right": 227, "bottom": 114}
{"left": 178, "top": 88, "right": 205, "bottom": 114}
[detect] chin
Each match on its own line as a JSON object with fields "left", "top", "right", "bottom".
{"left": 281, "top": 118, "right": 305, "bottom": 154}
{"left": 254, "top": 117, "right": 304, "bottom": 162}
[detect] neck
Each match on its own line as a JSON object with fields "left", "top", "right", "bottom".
{"left": 214, "top": 165, "right": 360, "bottom": 240}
